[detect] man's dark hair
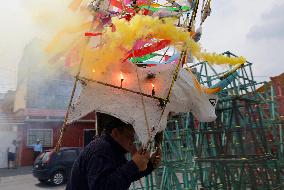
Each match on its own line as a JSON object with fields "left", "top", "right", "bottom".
{"left": 97, "top": 113, "right": 132, "bottom": 134}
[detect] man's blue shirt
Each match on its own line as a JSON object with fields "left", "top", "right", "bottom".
{"left": 33, "top": 143, "right": 42, "bottom": 152}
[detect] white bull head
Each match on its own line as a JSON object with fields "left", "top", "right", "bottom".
{"left": 67, "top": 62, "right": 221, "bottom": 145}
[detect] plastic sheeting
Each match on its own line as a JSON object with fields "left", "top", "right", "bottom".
{"left": 67, "top": 63, "right": 217, "bottom": 145}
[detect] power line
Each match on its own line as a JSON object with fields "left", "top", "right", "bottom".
{"left": 253, "top": 76, "right": 272, "bottom": 78}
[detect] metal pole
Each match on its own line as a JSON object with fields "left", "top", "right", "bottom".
{"left": 280, "top": 124, "right": 283, "bottom": 154}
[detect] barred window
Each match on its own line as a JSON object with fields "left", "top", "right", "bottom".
{"left": 27, "top": 129, "right": 53, "bottom": 147}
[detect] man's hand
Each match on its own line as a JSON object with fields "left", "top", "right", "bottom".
{"left": 129, "top": 144, "right": 137, "bottom": 156}
{"left": 150, "top": 148, "right": 162, "bottom": 169}
{"left": 132, "top": 149, "right": 150, "bottom": 171}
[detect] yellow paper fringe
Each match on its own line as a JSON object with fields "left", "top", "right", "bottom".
{"left": 46, "top": 14, "right": 246, "bottom": 79}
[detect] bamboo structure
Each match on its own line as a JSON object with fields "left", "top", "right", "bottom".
{"left": 131, "top": 52, "right": 284, "bottom": 189}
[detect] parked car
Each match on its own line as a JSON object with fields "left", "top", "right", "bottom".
{"left": 32, "top": 147, "right": 81, "bottom": 185}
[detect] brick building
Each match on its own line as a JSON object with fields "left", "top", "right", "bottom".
{"left": 15, "top": 110, "right": 96, "bottom": 166}
{"left": 271, "top": 73, "right": 284, "bottom": 119}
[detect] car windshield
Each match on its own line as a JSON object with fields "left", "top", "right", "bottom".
{"left": 35, "top": 151, "right": 53, "bottom": 163}
{"left": 43, "top": 151, "right": 53, "bottom": 162}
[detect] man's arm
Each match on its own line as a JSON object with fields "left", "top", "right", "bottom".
{"left": 87, "top": 150, "right": 140, "bottom": 190}
{"left": 132, "top": 149, "right": 162, "bottom": 181}
{"left": 131, "top": 161, "right": 154, "bottom": 181}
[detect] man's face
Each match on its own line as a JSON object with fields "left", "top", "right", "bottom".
{"left": 112, "top": 127, "right": 136, "bottom": 154}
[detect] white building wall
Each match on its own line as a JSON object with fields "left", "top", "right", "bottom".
{"left": 0, "top": 125, "right": 17, "bottom": 168}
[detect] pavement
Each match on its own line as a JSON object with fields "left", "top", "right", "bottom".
{"left": 0, "top": 166, "right": 32, "bottom": 177}
{"left": 0, "top": 166, "right": 66, "bottom": 190}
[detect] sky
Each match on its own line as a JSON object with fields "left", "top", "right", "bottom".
{"left": 0, "top": 0, "right": 283, "bottom": 93}
{"left": 200, "top": 0, "right": 284, "bottom": 80}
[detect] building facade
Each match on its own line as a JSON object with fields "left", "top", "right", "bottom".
{"left": 13, "top": 39, "right": 96, "bottom": 166}
{"left": 0, "top": 90, "right": 23, "bottom": 168}
{"left": 271, "top": 73, "right": 284, "bottom": 119}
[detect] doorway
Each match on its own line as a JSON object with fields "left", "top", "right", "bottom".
{"left": 83, "top": 129, "right": 96, "bottom": 147}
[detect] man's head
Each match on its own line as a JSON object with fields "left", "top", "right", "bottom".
{"left": 100, "top": 113, "right": 136, "bottom": 154}
{"left": 12, "top": 140, "right": 16, "bottom": 145}
{"left": 36, "top": 139, "right": 40, "bottom": 144}
{"left": 110, "top": 125, "right": 136, "bottom": 154}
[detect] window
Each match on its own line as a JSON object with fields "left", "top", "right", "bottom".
{"left": 61, "top": 150, "right": 78, "bottom": 161}
{"left": 27, "top": 79, "right": 73, "bottom": 109}
{"left": 27, "top": 129, "right": 53, "bottom": 147}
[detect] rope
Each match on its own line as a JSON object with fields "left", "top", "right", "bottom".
{"left": 158, "top": 46, "right": 170, "bottom": 64}
{"left": 55, "top": 77, "right": 80, "bottom": 152}
{"left": 131, "top": 0, "right": 140, "bottom": 12}
{"left": 131, "top": 49, "right": 152, "bottom": 142}
{"left": 55, "top": 7, "right": 99, "bottom": 152}
{"left": 201, "top": 0, "right": 206, "bottom": 11}
{"left": 155, "top": 45, "right": 188, "bottom": 134}
{"left": 165, "top": 47, "right": 187, "bottom": 103}
{"left": 77, "top": 76, "right": 167, "bottom": 102}
{"left": 140, "top": 46, "right": 188, "bottom": 149}
{"left": 121, "top": 0, "right": 127, "bottom": 14}
{"left": 188, "top": 0, "right": 199, "bottom": 32}
{"left": 201, "top": 0, "right": 212, "bottom": 25}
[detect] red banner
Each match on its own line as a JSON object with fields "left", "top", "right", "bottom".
{"left": 126, "top": 40, "right": 171, "bottom": 59}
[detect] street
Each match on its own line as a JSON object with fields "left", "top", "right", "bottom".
{"left": 0, "top": 167, "right": 66, "bottom": 190}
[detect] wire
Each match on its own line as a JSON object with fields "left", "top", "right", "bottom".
{"left": 253, "top": 76, "right": 273, "bottom": 78}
